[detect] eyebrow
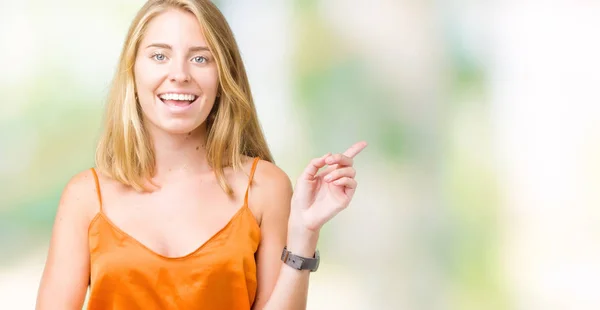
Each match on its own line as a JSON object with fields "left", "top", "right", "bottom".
{"left": 145, "top": 43, "right": 210, "bottom": 52}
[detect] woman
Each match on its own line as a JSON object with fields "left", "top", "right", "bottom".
{"left": 36, "top": 0, "right": 366, "bottom": 309}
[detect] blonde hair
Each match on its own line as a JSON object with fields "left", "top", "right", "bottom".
{"left": 95, "top": 0, "right": 273, "bottom": 195}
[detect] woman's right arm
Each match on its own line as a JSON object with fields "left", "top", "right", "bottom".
{"left": 36, "top": 170, "right": 98, "bottom": 309}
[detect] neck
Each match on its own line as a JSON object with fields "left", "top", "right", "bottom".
{"left": 147, "top": 123, "right": 210, "bottom": 180}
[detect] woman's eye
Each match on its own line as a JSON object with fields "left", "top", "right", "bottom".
{"left": 152, "top": 53, "right": 166, "bottom": 61}
{"left": 192, "top": 56, "right": 207, "bottom": 64}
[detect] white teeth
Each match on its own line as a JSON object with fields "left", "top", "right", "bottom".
{"left": 159, "top": 93, "right": 197, "bottom": 101}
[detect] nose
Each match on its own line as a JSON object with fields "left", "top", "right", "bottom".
{"left": 168, "top": 60, "right": 190, "bottom": 83}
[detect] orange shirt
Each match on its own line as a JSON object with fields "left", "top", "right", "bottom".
{"left": 87, "top": 158, "right": 261, "bottom": 309}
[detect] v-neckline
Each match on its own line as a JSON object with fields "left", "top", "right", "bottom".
{"left": 94, "top": 205, "right": 249, "bottom": 260}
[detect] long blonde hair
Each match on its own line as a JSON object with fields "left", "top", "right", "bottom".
{"left": 95, "top": 0, "right": 273, "bottom": 195}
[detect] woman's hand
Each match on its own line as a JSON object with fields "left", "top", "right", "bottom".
{"left": 288, "top": 141, "right": 367, "bottom": 247}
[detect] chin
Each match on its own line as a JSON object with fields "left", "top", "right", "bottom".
{"left": 141, "top": 98, "right": 211, "bottom": 136}
{"left": 156, "top": 119, "right": 205, "bottom": 135}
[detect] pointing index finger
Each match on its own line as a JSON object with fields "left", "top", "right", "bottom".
{"left": 342, "top": 141, "right": 368, "bottom": 159}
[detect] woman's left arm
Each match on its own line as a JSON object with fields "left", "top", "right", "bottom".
{"left": 251, "top": 142, "right": 367, "bottom": 310}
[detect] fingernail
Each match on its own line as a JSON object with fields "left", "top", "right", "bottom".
{"left": 326, "top": 157, "right": 334, "bottom": 164}
{"left": 324, "top": 175, "right": 332, "bottom": 181}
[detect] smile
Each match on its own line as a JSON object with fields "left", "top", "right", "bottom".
{"left": 157, "top": 92, "right": 199, "bottom": 111}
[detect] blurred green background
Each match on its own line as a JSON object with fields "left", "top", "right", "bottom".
{"left": 2, "top": 1, "right": 600, "bottom": 309}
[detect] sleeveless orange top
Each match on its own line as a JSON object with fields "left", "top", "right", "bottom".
{"left": 87, "top": 158, "right": 262, "bottom": 309}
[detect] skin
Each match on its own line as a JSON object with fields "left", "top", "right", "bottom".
{"left": 36, "top": 8, "right": 366, "bottom": 310}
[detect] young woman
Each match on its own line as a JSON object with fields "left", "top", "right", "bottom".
{"left": 36, "top": 0, "right": 366, "bottom": 309}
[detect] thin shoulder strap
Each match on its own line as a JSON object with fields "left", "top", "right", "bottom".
{"left": 244, "top": 157, "right": 260, "bottom": 205}
{"left": 90, "top": 168, "right": 103, "bottom": 211}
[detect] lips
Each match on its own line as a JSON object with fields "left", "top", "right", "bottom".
{"left": 161, "top": 98, "right": 193, "bottom": 107}
{"left": 157, "top": 93, "right": 199, "bottom": 109}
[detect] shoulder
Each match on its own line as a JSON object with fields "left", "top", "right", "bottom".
{"left": 252, "top": 159, "right": 293, "bottom": 195}
{"left": 247, "top": 158, "right": 293, "bottom": 224}
{"left": 56, "top": 168, "right": 101, "bottom": 223}
{"left": 239, "top": 156, "right": 291, "bottom": 189}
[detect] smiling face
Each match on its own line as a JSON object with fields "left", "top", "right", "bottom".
{"left": 133, "top": 8, "right": 219, "bottom": 135}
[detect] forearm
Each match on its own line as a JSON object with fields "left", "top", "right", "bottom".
{"left": 260, "top": 228, "right": 319, "bottom": 310}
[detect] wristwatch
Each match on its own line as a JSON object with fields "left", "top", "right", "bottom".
{"left": 281, "top": 246, "right": 320, "bottom": 272}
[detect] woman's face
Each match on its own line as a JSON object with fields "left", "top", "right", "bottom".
{"left": 134, "top": 8, "right": 219, "bottom": 135}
